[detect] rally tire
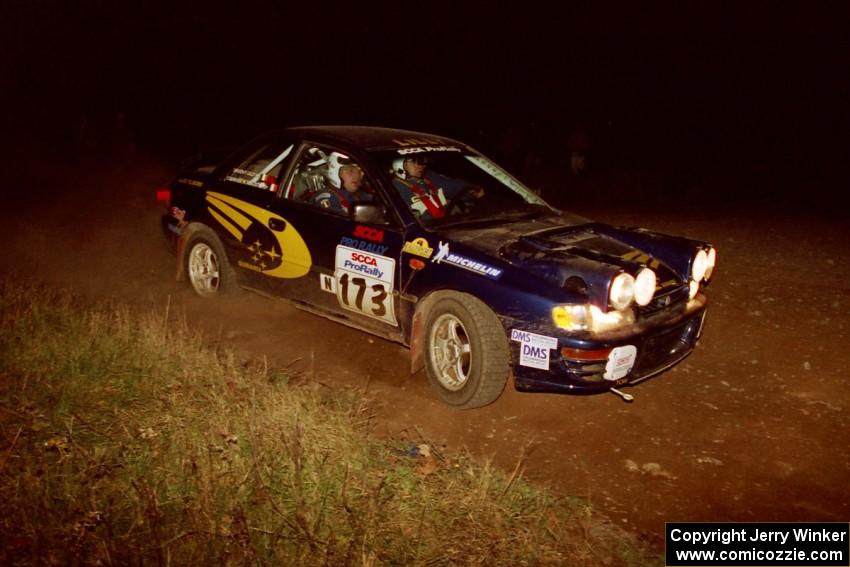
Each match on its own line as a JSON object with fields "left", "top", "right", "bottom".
{"left": 183, "top": 226, "right": 239, "bottom": 298}
{"left": 423, "top": 293, "right": 510, "bottom": 409}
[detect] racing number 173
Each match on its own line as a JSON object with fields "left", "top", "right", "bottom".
{"left": 338, "top": 273, "right": 387, "bottom": 317}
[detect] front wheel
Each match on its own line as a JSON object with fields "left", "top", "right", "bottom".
{"left": 183, "top": 226, "right": 239, "bottom": 298}
{"left": 424, "top": 293, "right": 509, "bottom": 409}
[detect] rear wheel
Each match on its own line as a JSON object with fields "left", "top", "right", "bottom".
{"left": 424, "top": 293, "right": 509, "bottom": 408}
{"left": 183, "top": 227, "right": 238, "bottom": 298}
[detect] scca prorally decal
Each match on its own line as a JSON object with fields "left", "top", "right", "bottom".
{"left": 402, "top": 237, "right": 434, "bottom": 259}
{"left": 205, "top": 192, "right": 311, "bottom": 278}
{"left": 334, "top": 245, "right": 397, "bottom": 326}
{"left": 431, "top": 241, "right": 502, "bottom": 280}
{"left": 339, "top": 236, "right": 388, "bottom": 256}
{"left": 353, "top": 225, "right": 384, "bottom": 243}
{"left": 397, "top": 145, "right": 462, "bottom": 155}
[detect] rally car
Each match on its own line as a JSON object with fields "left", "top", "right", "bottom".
{"left": 160, "top": 126, "right": 716, "bottom": 408}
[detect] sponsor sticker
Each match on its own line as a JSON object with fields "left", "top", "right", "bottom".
{"left": 510, "top": 329, "right": 559, "bottom": 370}
{"left": 353, "top": 225, "right": 384, "bottom": 243}
{"left": 397, "top": 145, "right": 463, "bottom": 154}
{"left": 392, "top": 137, "right": 444, "bottom": 147}
{"left": 334, "top": 245, "right": 397, "bottom": 325}
{"left": 604, "top": 345, "right": 637, "bottom": 381}
{"left": 431, "top": 241, "right": 502, "bottom": 280}
{"left": 402, "top": 237, "right": 434, "bottom": 259}
{"left": 339, "top": 236, "right": 389, "bottom": 256}
{"left": 319, "top": 273, "right": 336, "bottom": 293}
{"left": 178, "top": 177, "right": 204, "bottom": 187}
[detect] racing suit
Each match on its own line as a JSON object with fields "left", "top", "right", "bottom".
{"left": 393, "top": 172, "right": 469, "bottom": 221}
{"left": 313, "top": 186, "right": 374, "bottom": 213}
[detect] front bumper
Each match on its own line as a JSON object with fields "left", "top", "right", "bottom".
{"left": 512, "top": 295, "right": 708, "bottom": 395}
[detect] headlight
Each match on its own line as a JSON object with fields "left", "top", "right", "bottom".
{"left": 691, "top": 249, "right": 708, "bottom": 282}
{"left": 609, "top": 272, "right": 635, "bottom": 310}
{"left": 633, "top": 268, "right": 656, "bottom": 306}
{"left": 704, "top": 247, "right": 716, "bottom": 281}
{"left": 552, "top": 304, "right": 635, "bottom": 333}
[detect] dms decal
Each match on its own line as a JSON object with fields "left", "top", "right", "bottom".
{"left": 510, "top": 329, "right": 558, "bottom": 370}
{"left": 353, "top": 225, "right": 384, "bottom": 243}
{"left": 402, "top": 237, "right": 434, "bottom": 259}
{"left": 205, "top": 192, "right": 311, "bottom": 278}
{"left": 431, "top": 241, "right": 502, "bottom": 280}
{"left": 334, "top": 245, "right": 397, "bottom": 326}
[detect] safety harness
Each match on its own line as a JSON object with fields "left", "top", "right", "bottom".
{"left": 403, "top": 176, "right": 446, "bottom": 219}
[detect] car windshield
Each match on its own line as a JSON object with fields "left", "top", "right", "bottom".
{"left": 373, "top": 149, "right": 553, "bottom": 228}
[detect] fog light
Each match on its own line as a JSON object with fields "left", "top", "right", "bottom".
{"left": 552, "top": 305, "right": 590, "bottom": 331}
{"left": 689, "top": 280, "right": 699, "bottom": 299}
{"left": 691, "top": 249, "right": 708, "bottom": 282}
{"left": 704, "top": 247, "right": 716, "bottom": 281}
{"left": 633, "top": 268, "right": 656, "bottom": 306}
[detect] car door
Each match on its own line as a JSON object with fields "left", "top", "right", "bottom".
{"left": 263, "top": 143, "right": 405, "bottom": 337}
{"left": 205, "top": 138, "right": 299, "bottom": 289}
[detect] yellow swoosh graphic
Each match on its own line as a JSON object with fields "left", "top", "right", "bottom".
{"left": 206, "top": 192, "right": 312, "bottom": 279}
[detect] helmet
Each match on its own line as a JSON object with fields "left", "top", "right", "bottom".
{"left": 392, "top": 155, "right": 429, "bottom": 180}
{"left": 326, "top": 152, "right": 355, "bottom": 188}
{"left": 391, "top": 157, "right": 407, "bottom": 179}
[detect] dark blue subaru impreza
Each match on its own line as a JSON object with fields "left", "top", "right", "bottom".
{"left": 161, "top": 126, "right": 716, "bottom": 408}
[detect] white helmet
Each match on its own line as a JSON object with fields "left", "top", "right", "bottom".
{"left": 326, "top": 152, "right": 355, "bottom": 188}
{"left": 391, "top": 157, "right": 407, "bottom": 179}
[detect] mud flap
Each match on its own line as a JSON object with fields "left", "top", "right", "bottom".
{"left": 174, "top": 223, "right": 189, "bottom": 282}
{"left": 410, "top": 309, "right": 424, "bottom": 374}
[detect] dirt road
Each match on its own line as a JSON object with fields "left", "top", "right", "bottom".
{"left": 4, "top": 150, "right": 848, "bottom": 548}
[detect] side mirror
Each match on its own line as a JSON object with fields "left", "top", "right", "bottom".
{"left": 352, "top": 203, "right": 389, "bottom": 225}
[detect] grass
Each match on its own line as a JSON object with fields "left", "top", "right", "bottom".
{"left": 0, "top": 278, "right": 659, "bottom": 566}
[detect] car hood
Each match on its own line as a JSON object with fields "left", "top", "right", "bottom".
{"left": 441, "top": 213, "right": 684, "bottom": 307}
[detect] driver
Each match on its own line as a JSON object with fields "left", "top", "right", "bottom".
{"left": 313, "top": 152, "right": 374, "bottom": 213}
{"left": 391, "top": 155, "right": 483, "bottom": 221}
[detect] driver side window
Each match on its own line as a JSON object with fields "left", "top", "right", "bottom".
{"left": 282, "top": 145, "right": 379, "bottom": 216}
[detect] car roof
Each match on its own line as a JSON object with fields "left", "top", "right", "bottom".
{"left": 272, "top": 125, "right": 469, "bottom": 152}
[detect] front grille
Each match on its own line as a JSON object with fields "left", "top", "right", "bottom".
{"left": 636, "top": 285, "right": 689, "bottom": 317}
{"left": 632, "top": 315, "right": 703, "bottom": 378}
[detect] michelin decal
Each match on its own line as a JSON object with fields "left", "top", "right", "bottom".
{"left": 431, "top": 241, "right": 502, "bottom": 280}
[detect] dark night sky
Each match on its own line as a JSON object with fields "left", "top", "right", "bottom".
{"left": 2, "top": 1, "right": 848, "bottom": 197}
